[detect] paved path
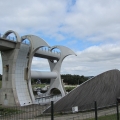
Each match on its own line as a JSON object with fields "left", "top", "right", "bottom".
{"left": 27, "top": 107, "right": 117, "bottom": 120}
{"left": 0, "top": 105, "right": 117, "bottom": 120}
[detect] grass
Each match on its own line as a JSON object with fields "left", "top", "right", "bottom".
{"left": 65, "top": 86, "right": 76, "bottom": 92}
{"left": 0, "top": 106, "right": 23, "bottom": 116}
{"left": 32, "top": 84, "right": 46, "bottom": 88}
{"left": 0, "top": 81, "right": 76, "bottom": 92}
{"left": 84, "top": 113, "right": 117, "bottom": 120}
{"left": 32, "top": 84, "right": 76, "bottom": 92}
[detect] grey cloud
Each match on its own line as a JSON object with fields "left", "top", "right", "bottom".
{"left": 61, "top": 43, "right": 120, "bottom": 76}
{"left": 0, "top": 0, "right": 120, "bottom": 42}
{"left": 0, "top": 0, "right": 120, "bottom": 76}
{"left": 31, "top": 57, "right": 50, "bottom": 71}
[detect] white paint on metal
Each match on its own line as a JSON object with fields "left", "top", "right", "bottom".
{"left": 31, "top": 71, "right": 57, "bottom": 79}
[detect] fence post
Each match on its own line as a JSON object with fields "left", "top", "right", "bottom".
{"left": 94, "top": 101, "right": 98, "bottom": 120}
{"left": 51, "top": 101, "right": 54, "bottom": 120}
{"left": 116, "top": 98, "right": 119, "bottom": 120}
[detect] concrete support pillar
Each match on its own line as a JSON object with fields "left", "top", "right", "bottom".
{"left": 0, "top": 30, "right": 21, "bottom": 106}
{"left": 0, "top": 47, "right": 20, "bottom": 106}
{"left": 46, "top": 46, "right": 76, "bottom": 97}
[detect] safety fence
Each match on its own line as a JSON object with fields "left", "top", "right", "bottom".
{"left": 0, "top": 104, "right": 50, "bottom": 120}
{"left": 0, "top": 33, "right": 16, "bottom": 41}
{"left": 0, "top": 33, "right": 28, "bottom": 44}
{"left": 0, "top": 99, "right": 120, "bottom": 120}
{"left": 35, "top": 94, "right": 62, "bottom": 105}
{"left": 63, "top": 101, "right": 118, "bottom": 120}
{"left": 55, "top": 100, "right": 119, "bottom": 120}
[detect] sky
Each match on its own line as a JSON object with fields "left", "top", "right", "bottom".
{"left": 0, "top": 0, "right": 120, "bottom": 76}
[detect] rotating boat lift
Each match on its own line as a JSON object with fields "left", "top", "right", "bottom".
{"left": 0, "top": 30, "right": 76, "bottom": 106}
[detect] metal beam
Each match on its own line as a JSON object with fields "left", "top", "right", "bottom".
{"left": 31, "top": 71, "right": 57, "bottom": 79}
{"left": 34, "top": 49, "right": 60, "bottom": 60}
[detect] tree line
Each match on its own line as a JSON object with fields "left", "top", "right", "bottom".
{"left": 32, "top": 74, "right": 91, "bottom": 85}
{"left": 0, "top": 74, "right": 92, "bottom": 85}
{"left": 62, "top": 74, "right": 89, "bottom": 85}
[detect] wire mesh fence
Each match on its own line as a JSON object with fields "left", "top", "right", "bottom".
{"left": 0, "top": 104, "right": 50, "bottom": 120}
{"left": 51, "top": 100, "right": 120, "bottom": 120}
{"left": 0, "top": 99, "right": 120, "bottom": 120}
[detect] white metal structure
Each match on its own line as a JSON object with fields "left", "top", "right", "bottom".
{"left": 0, "top": 30, "right": 76, "bottom": 106}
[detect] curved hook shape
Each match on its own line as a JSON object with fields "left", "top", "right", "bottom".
{"left": 21, "top": 35, "right": 50, "bottom": 51}
{"left": 3, "top": 30, "right": 21, "bottom": 42}
{"left": 21, "top": 35, "right": 50, "bottom": 103}
{"left": 51, "top": 45, "right": 77, "bottom": 58}
{"left": 46, "top": 45, "right": 76, "bottom": 97}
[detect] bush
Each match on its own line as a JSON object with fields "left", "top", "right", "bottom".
{"left": 65, "top": 87, "right": 75, "bottom": 92}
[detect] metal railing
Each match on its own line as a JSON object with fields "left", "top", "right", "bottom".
{"left": 35, "top": 94, "right": 62, "bottom": 105}
{"left": 0, "top": 33, "right": 61, "bottom": 54}
{"left": 0, "top": 33, "right": 29, "bottom": 44}
{"left": 0, "top": 33, "right": 16, "bottom": 42}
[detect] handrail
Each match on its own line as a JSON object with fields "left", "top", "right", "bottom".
{"left": 0, "top": 33, "right": 61, "bottom": 54}
{"left": 0, "top": 33, "right": 16, "bottom": 41}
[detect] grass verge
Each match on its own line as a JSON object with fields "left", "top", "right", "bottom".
{"left": 84, "top": 113, "right": 117, "bottom": 120}
{"left": 32, "top": 84, "right": 46, "bottom": 88}
{"left": 0, "top": 106, "right": 24, "bottom": 116}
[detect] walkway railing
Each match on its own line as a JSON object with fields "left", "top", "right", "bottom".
{"left": 0, "top": 33, "right": 29, "bottom": 44}
{"left": 35, "top": 94, "right": 62, "bottom": 105}
{"left": 0, "top": 33, "right": 16, "bottom": 41}
{"left": 0, "top": 33, "right": 61, "bottom": 54}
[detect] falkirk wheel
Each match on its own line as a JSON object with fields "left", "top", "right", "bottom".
{"left": 0, "top": 30, "right": 76, "bottom": 106}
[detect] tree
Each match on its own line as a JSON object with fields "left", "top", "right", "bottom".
{"left": 61, "top": 74, "right": 89, "bottom": 85}
{"left": 31, "top": 74, "right": 89, "bottom": 85}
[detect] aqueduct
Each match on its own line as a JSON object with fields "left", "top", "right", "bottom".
{"left": 0, "top": 30, "right": 76, "bottom": 106}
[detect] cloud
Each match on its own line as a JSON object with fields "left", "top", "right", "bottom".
{"left": 31, "top": 57, "right": 50, "bottom": 71}
{"left": 61, "top": 0, "right": 120, "bottom": 41}
{"left": 0, "top": 0, "right": 120, "bottom": 76}
{"left": 67, "top": 40, "right": 77, "bottom": 46}
{"left": 0, "top": 0, "right": 120, "bottom": 43}
{"left": 61, "top": 43, "right": 120, "bottom": 76}
{"left": 0, "top": 0, "right": 68, "bottom": 37}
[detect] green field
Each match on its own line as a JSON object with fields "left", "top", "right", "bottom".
{"left": 32, "top": 84, "right": 46, "bottom": 88}
{"left": 85, "top": 113, "right": 117, "bottom": 120}
{"left": 65, "top": 86, "right": 76, "bottom": 92}
{"left": 32, "top": 84, "right": 76, "bottom": 92}
{"left": 0, "top": 81, "right": 76, "bottom": 92}
{"left": 0, "top": 106, "right": 23, "bottom": 116}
